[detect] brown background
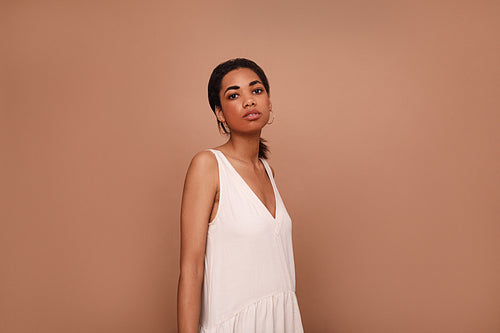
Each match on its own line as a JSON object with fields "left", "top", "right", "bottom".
{"left": 2, "top": 1, "right": 499, "bottom": 332}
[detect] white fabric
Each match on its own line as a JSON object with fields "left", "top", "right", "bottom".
{"left": 199, "top": 149, "right": 304, "bottom": 333}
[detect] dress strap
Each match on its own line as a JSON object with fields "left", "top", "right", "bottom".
{"left": 260, "top": 159, "right": 275, "bottom": 185}
{"left": 204, "top": 149, "right": 229, "bottom": 169}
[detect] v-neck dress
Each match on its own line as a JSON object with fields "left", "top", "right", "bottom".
{"left": 199, "top": 149, "right": 304, "bottom": 333}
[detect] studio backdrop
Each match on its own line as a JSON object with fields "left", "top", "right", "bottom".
{"left": 2, "top": 1, "right": 499, "bottom": 332}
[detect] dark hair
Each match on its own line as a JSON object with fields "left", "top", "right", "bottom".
{"left": 208, "top": 58, "right": 270, "bottom": 159}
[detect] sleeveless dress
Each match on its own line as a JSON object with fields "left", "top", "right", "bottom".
{"left": 199, "top": 149, "right": 304, "bottom": 333}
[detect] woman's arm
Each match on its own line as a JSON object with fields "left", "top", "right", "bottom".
{"left": 177, "top": 151, "right": 218, "bottom": 333}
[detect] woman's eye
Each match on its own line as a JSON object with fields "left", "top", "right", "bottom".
{"left": 253, "top": 88, "right": 263, "bottom": 94}
{"left": 228, "top": 93, "right": 238, "bottom": 99}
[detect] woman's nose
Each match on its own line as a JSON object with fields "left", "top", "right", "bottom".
{"left": 244, "top": 97, "right": 256, "bottom": 107}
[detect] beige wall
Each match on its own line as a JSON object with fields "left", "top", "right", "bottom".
{"left": 2, "top": 1, "right": 499, "bottom": 332}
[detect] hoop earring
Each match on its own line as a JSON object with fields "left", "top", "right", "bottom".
{"left": 267, "top": 110, "right": 275, "bottom": 125}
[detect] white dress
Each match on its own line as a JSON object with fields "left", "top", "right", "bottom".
{"left": 199, "top": 149, "right": 304, "bottom": 333}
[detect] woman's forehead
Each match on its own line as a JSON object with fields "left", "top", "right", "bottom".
{"left": 221, "top": 68, "right": 260, "bottom": 88}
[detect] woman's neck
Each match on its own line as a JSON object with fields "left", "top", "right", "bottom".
{"left": 222, "top": 132, "right": 261, "bottom": 164}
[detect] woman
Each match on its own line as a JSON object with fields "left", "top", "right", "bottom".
{"left": 177, "top": 58, "right": 304, "bottom": 332}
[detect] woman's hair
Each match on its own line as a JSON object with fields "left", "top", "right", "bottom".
{"left": 208, "top": 58, "right": 270, "bottom": 159}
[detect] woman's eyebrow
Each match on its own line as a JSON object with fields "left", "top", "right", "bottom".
{"left": 224, "top": 85, "right": 239, "bottom": 94}
{"left": 224, "top": 80, "right": 263, "bottom": 94}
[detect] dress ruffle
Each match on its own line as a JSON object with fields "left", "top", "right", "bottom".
{"left": 199, "top": 290, "right": 303, "bottom": 333}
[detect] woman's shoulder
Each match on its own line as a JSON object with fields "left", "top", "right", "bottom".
{"left": 183, "top": 149, "right": 219, "bottom": 191}
{"left": 188, "top": 149, "right": 218, "bottom": 172}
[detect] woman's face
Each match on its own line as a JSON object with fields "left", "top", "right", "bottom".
{"left": 216, "top": 67, "right": 272, "bottom": 134}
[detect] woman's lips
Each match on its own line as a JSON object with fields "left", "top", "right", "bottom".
{"left": 243, "top": 111, "right": 261, "bottom": 120}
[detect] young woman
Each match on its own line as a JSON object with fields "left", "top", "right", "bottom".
{"left": 177, "top": 58, "right": 304, "bottom": 332}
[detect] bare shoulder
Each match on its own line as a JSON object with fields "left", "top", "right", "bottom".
{"left": 189, "top": 150, "right": 217, "bottom": 169}
{"left": 181, "top": 150, "right": 219, "bottom": 223}
{"left": 179, "top": 151, "right": 219, "bottom": 276}
{"left": 186, "top": 150, "right": 218, "bottom": 182}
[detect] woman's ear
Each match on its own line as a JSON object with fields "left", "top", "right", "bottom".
{"left": 215, "top": 106, "right": 225, "bottom": 123}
